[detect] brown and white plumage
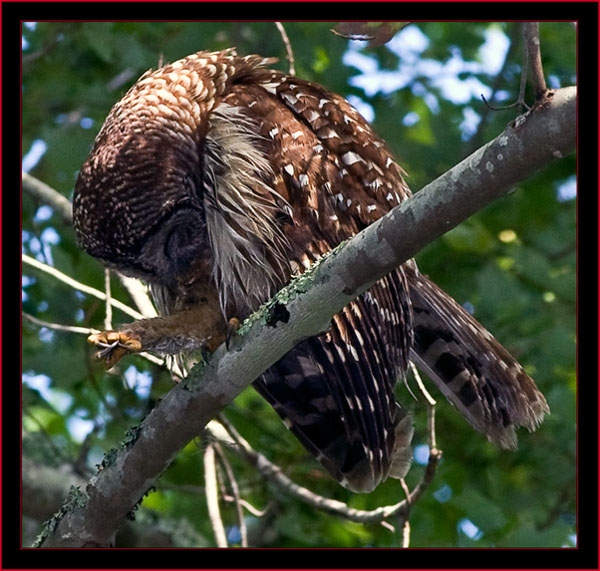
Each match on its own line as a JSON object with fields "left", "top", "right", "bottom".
{"left": 73, "top": 49, "right": 548, "bottom": 493}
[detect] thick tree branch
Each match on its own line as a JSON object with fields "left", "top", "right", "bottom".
{"left": 23, "top": 456, "right": 180, "bottom": 547}
{"left": 22, "top": 457, "right": 88, "bottom": 522}
{"left": 37, "top": 86, "right": 576, "bottom": 547}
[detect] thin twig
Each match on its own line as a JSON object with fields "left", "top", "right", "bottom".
{"left": 517, "top": 25, "right": 530, "bottom": 106}
{"left": 481, "top": 22, "right": 548, "bottom": 113}
{"left": 407, "top": 403, "right": 442, "bottom": 509}
{"left": 22, "top": 172, "right": 73, "bottom": 223}
{"left": 117, "top": 275, "right": 157, "bottom": 319}
{"left": 402, "top": 367, "right": 442, "bottom": 510}
{"left": 427, "top": 401, "right": 439, "bottom": 454}
{"left": 275, "top": 22, "right": 295, "bottom": 76}
{"left": 23, "top": 312, "right": 166, "bottom": 368}
{"left": 392, "top": 363, "right": 439, "bottom": 548}
{"left": 467, "top": 23, "right": 520, "bottom": 153}
{"left": 217, "top": 416, "right": 409, "bottom": 524}
{"left": 480, "top": 23, "right": 532, "bottom": 114}
{"left": 214, "top": 443, "right": 248, "bottom": 547}
{"left": 409, "top": 362, "right": 436, "bottom": 406}
{"left": 395, "top": 476, "right": 413, "bottom": 547}
{"left": 104, "top": 269, "right": 113, "bottom": 331}
{"left": 204, "top": 443, "right": 228, "bottom": 547}
{"left": 222, "top": 495, "right": 268, "bottom": 519}
{"left": 162, "top": 480, "right": 267, "bottom": 518}
{"left": 480, "top": 91, "right": 529, "bottom": 113}
{"left": 400, "top": 478, "right": 412, "bottom": 505}
{"left": 400, "top": 519, "right": 411, "bottom": 548}
{"left": 397, "top": 476, "right": 412, "bottom": 547}
{"left": 23, "top": 312, "right": 98, "bottom": 336}
{"left": 330, "top": 28, "right": 374, "bottom": 42}
{"left": 23, "top": 254, "right": 144, "bottom": 320}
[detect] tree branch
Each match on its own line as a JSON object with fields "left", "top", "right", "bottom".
{"left": 204, "top": 443, "right": 228, "bottom": 548}
{"left": 23, "top": 312, "right": 97, "bottom": 337}
{"left": 213, "top": 416, "right": 412, "bottom": 525}
{"left": 36, "top": 86, "right": 576, "bottom": 547}
{"left": 522, "top": 22, "right": 548, "bottom": 99}
{"left": 23, "top": 312, "right": 166, "bottom": 368}
{"left": 479, "top": 23, "right": 531, "bottom": 114}
{"left": 23, "top": 254, "right": 145, "bottom": 321}
{"left": 275, "top": 22, "right": 295, "bottom": 76}
{"left": 22, "top": 172, "right": 73, "bottom": 224}
{"left": 213, "top": 441, "right": 248, "bottom": 547}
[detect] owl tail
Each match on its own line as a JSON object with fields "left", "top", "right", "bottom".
{"left": 406, "top": 267, "right": 549, "bottom": 449}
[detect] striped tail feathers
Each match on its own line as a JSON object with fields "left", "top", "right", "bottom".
{"left": 407, "top": 267, "right": 549, "bottom": 449}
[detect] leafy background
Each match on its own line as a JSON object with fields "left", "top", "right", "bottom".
{"left": 21, "top": 21, "right": 576, "bottom": 547}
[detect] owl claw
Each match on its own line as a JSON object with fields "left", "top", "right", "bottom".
{"left": 226, "top": 317, "right": 240, "bottom": 350}
{"left": 95, "top": 339, "right": 121, "bottom": 359}
{"left": 88, "top": 330, "right": 142, "bottom": 368}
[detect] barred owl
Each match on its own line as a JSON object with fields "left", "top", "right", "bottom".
{"left": 73, "top": 49, "right": 549, "bottom": 493}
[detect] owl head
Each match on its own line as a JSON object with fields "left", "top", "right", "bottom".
{"left": 73, "top": 50, "right": 291, "bottom": 312}
{"left": 72, "top": 63, "right": 215, "bottom": 286}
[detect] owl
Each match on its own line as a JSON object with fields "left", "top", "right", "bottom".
{"left": 73, "top": 49, "right": 549, "bottom": 493}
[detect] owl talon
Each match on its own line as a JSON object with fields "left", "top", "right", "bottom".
{"left": 88, "top": 330, "right": 142, "bottom": 368}
{"left": 226, "top": 317, "right": 240, "bottom": 349}
{"left": 95, "top": 339, "right": 121, "bottom": 359}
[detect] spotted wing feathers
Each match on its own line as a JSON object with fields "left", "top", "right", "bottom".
{"left": 254, "top": 270, "right": 413, "bottom": 493}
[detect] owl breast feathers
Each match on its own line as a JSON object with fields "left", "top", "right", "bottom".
{"left": 73, "top": 49, "right": 549, "bottom": 493}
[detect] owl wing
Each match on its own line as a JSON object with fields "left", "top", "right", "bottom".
{"left": 254, "top": 269, "right": 413, "bottom": 493}
{"left": 219, "top": 73, "right": 417, "bottom": 492}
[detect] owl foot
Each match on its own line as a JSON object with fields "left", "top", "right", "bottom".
{"left": 226, "top": 317, "right": 240, "bottom": 349}
{"left": 88, "top": 330, "right": 142, "bottom": 368}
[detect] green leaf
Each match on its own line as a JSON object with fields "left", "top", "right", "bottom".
{"left": 442, "top": 219, "right": 495, "bottom": 253}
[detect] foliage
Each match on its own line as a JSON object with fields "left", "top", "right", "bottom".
{"left": 21, "top": 21, "right": 576, "bottom": 548}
